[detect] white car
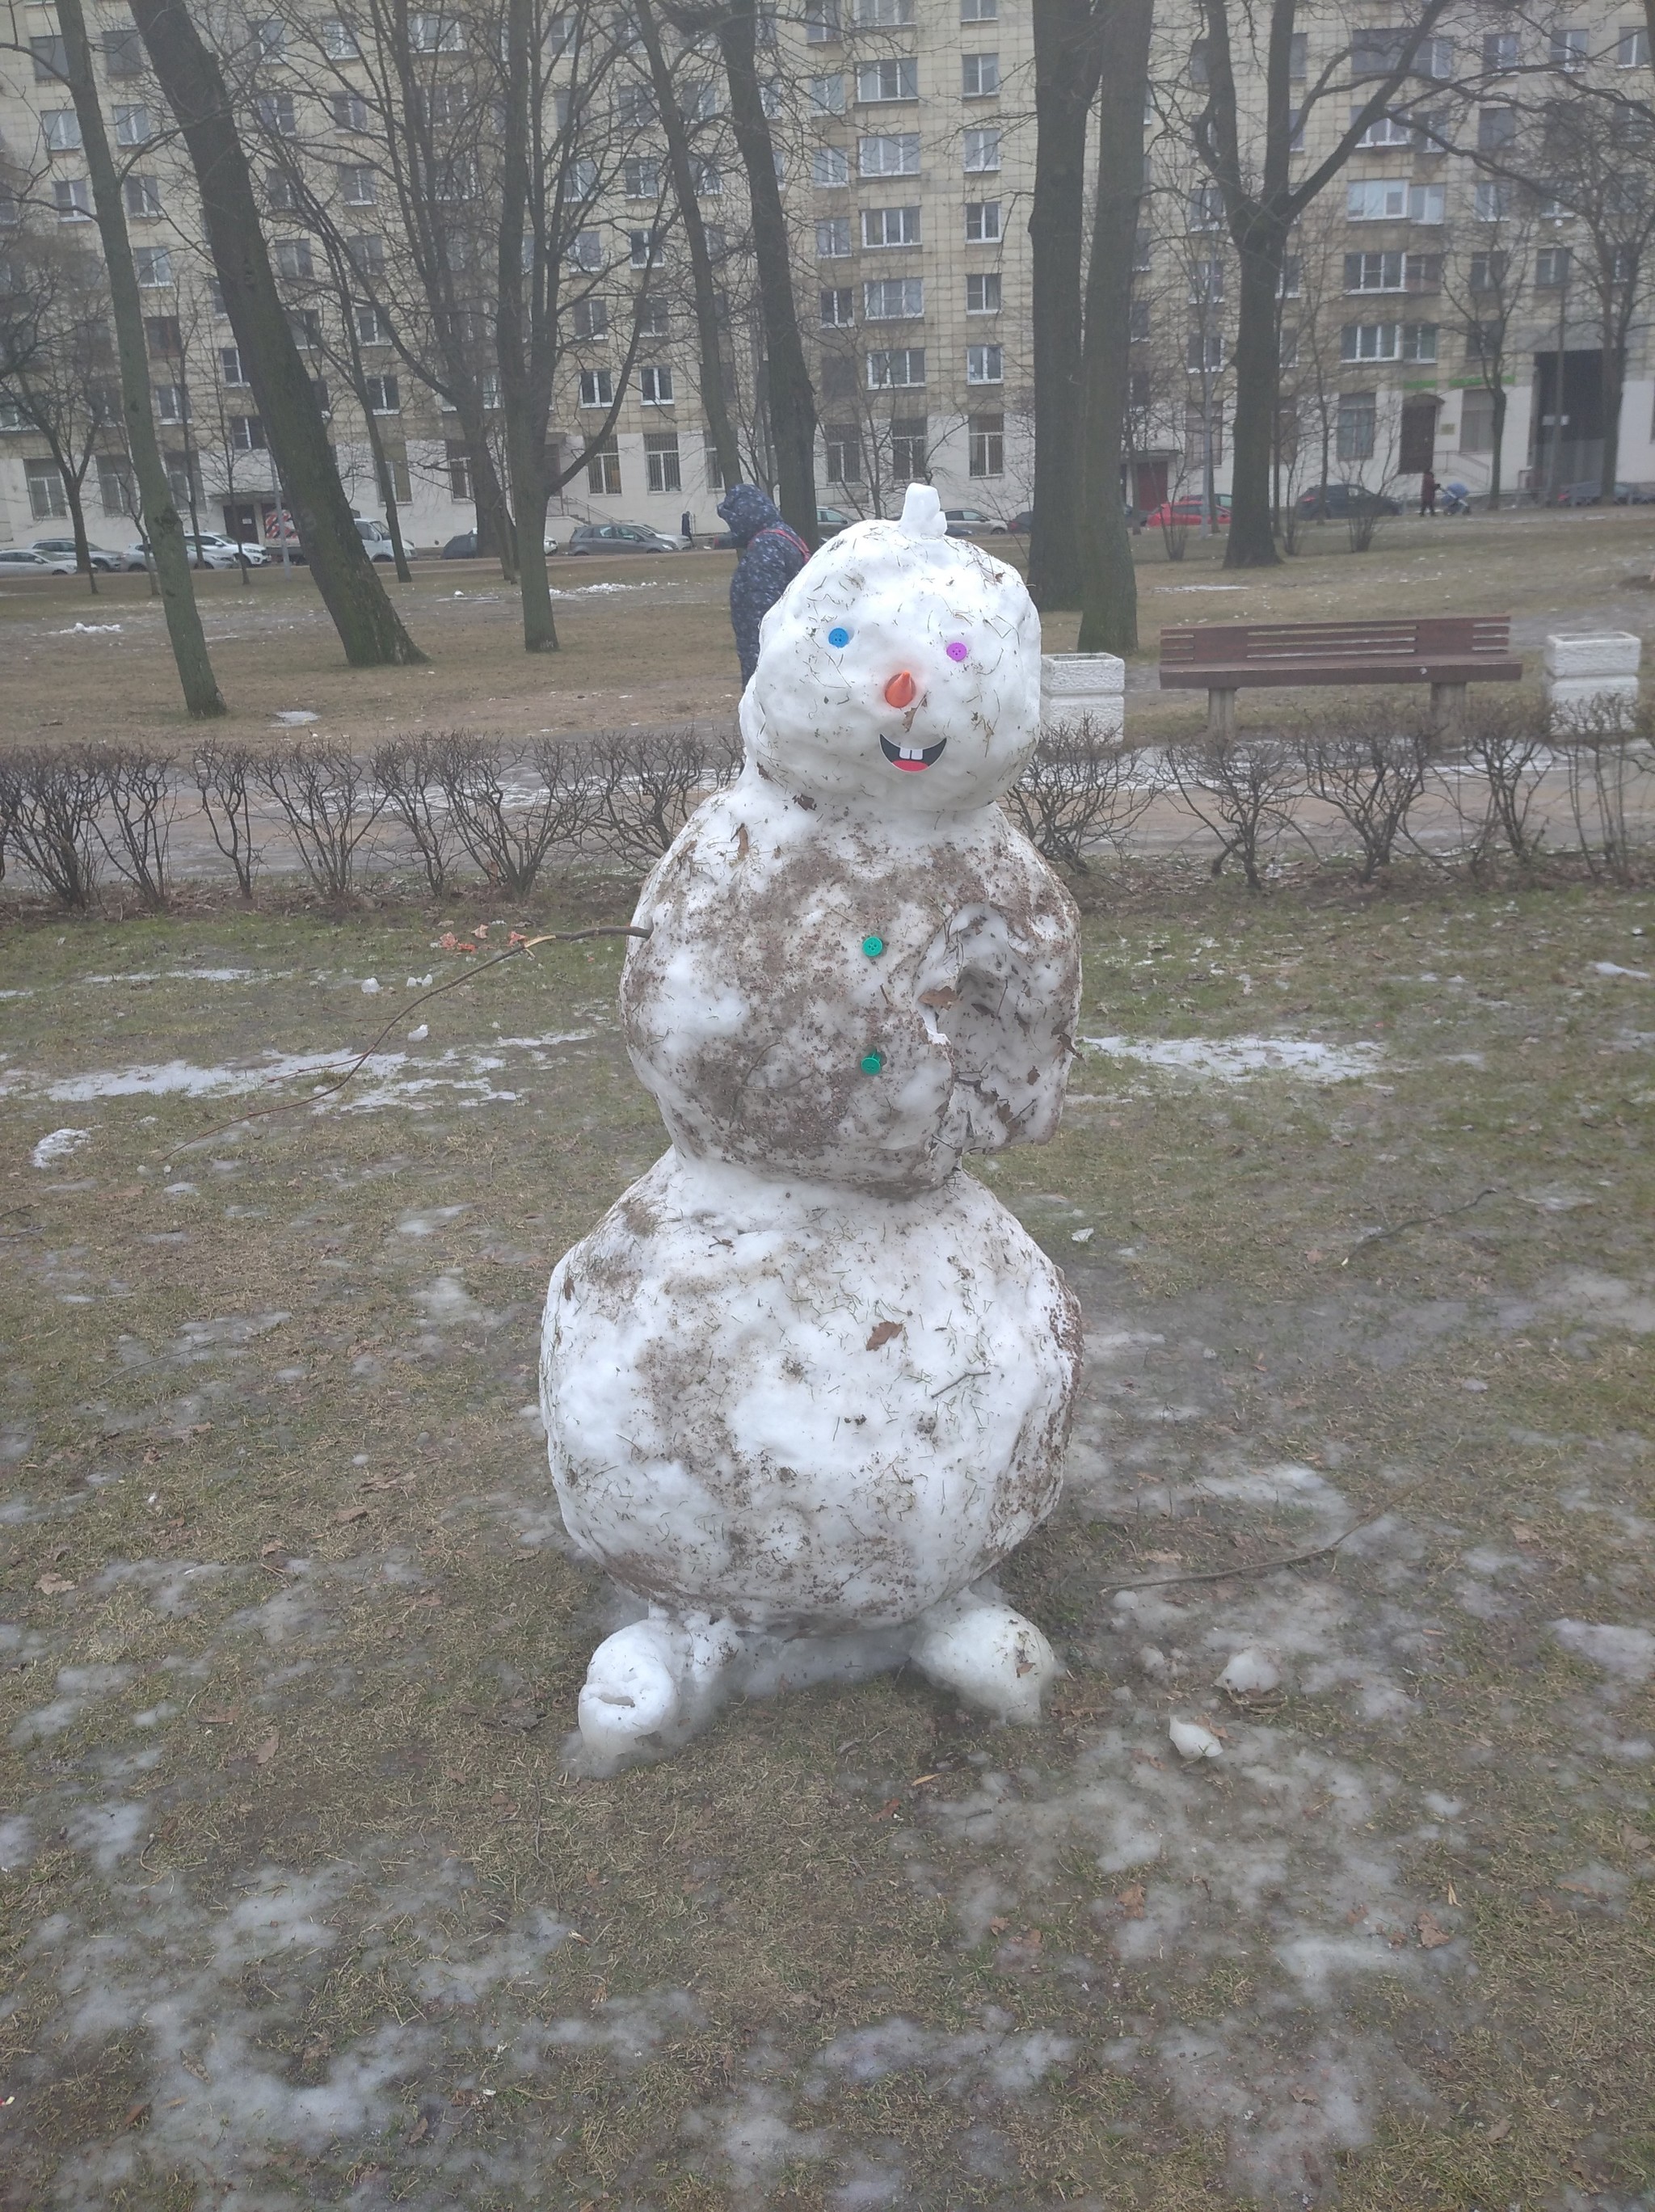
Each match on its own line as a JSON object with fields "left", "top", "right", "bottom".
{"left": 31, "top": 535, "right": 124, "bottom": 571}
{"left": 128, "top": 532, "right": 267, "bottom": 570}
{"left": 0, "top": 546, "right": 61, "bottom": 574}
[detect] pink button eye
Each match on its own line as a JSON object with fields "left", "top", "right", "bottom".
{"left": 945, "top": 641, "right": 969, "bottom": 663}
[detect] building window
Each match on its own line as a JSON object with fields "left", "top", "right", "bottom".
{"left": 1189, "top": 257, "right": 1224, "bottom": 302}
{"left": 27, "top": 458, "right": 69, "bottom": 518}
{"left": 54, "top": 178, "right": 92, "bottom": 221}
{"left": 579, "top": 369, "right": 615, "bottom": 407}
{"left": 965, "top": 200, "right": 1001, "bottom": 242}
{"left": 816, "top": 217, "right": 853, "bottom": 258}
{"left": 1344, "top": 251, "right": 1406, "bottom": 292}
{"left": 857, "top": 59, "right": 918, "bottom": 102}
{"left": 962, "top": 0, "right": 997, "bottom": 17}
{"left": 639, "top": 364, "right": 674, "bottom": 404}
{"left": 573, "top": 297, "right": 609, "bottom": 339}
{"left": 1346, "top": 179, "right": 1406, "bottom": 221}
{"left": 1417, "top": 34, "right": 1452, "bottom": 78}
{"left": 1186, "top": 331, "right": 1224, "bottom": 372}
{"left": 819, "top": 350, "right": 857, "bottom": 401}
{"left": 961, "top": 52, "right": 999, "bottom": 95}
{"left": 1354, "top": 107, "right": 1416, "bottom": 148}
{"left": 154, "top": 383, "right": 190, "bottom": 424}
{"left": 806, "top": 72, "right": 845, "bottom": 116}
{"left": 587, "top": 432, "right": 621, "bottom": 494}
{"left": 1186, "top": 184, "right": 1223, "bottom": 231}
{"left": 1341, "top": 322, "right": 1399, "bottom": 361}
{"left": 624, "top": 156, "right": 660, "bottom": 199}
{"left": 1402, "top": 322, "right": 1437, "bottom": 361}
{"left": 105, "top": 27, "right": 145, "bottom": 77}
{"left": 1618, "top": 24, "right": 1651, "bottom": 65}
{"left": 805, "top": 0, "right": 841, "bottom": 40}
{"left": 447, "top": 439, "right": 472, "bottom": 499}
{"left": 288, "top": 309, "right": 322, "bottom": 348}
{"left": 962, "top": 128, "right": 1000, "bottom": 172}
{"left": 322, "top": 18, "right": 360, "bottom": 57}
{"left": 813, "top": 147, "right": 849, "bottom": 187}
{"left": 852, "top": 0, "right": 913, "bottom": 22}
{"left": 98, "top": 458, "right": 133, "bottom": 516}
{"left": 859, "top": 133, "right": 920, "bottom": 177}
{"left": 824, "top": 423, "right": 861, "bottom": 482}
{"left": 644, "top": 429, "right": 680, "bottom": 492}
{"left": 637, "top": 294, "right": 670, "bottom": 338}
{"left": 0, "top": 399, "right": 28, "bottom": 428}
{"left": 1129, "top": 298, "right": 1150, "bottom": 340}
{"left": 327, "top": 90, "right": 365, "bottom": 134}
{"left": 1535, "top": 246, "right": 1572, "bottom": 287}
{"left": 43, "top": 112, "right": 82, "bottom": 153}
{"left": 1472, "top": 181, "right": 1509, "bottom": 222}
{"left": 133, "top": 246, "right": 172, "bottom": 286}
{"left": 266, "top": 166, "right": 301, "bottom": 213}
{"left": 114, "top": 104, "right": 151, "bottom": 145}
{"left": 629, "top": 229, "right": 662, "bottom": 268}
{"left": 1189, "top": 37, "right": 1209, "bottom": 84}
{"left": 863, "top": 204, "right": 920, "bottom": 247}
{"left": 409, "top": 12, "right": 463, "bottom": 51}
{"left": 864, "top": 276, "right": 924, "bottom": 318}
{"left": 354, "top": 305, "right": 391, "bottom": 345}
{"left": 891, "top": 415, "right": 927, "bottom": 479}
{"left": 221, "top": 344, "right": 247, "bottom": 383}
{"left": 820, "top": 287, "right": 855, "bottom": 326}
{"left": 365, "top": 375, "right": 400, "bottom": 412}
{"left": 1477, "top": 105, "right": 1516, "bottom": 151}
{"left": 1550, "top": 27, "right": 1587, "bottom": 70}
{"left": 968, "top": 411, "right": 1004, "bottom": 476}
{"left": 1185, "top": 405, "right": 1223, "bottom": 463}
{"left": 1483, "top": 30, "right": 1518, "bottom": 70}
{"left": 1337, "top": 391, "right": 1375, "bottom": 461}
{"left": 966, "top": 272, "right": 1000, "bottom": 313}
{"left": 257, "top": 92, "right": 297, "bottom": 135}
{"left": 273, "top": 237, "right": 314, "bottom": 280}
{"left": 145, "top": 315, "right": 182, "bottom": 357}
{"left": 966, "top": 343, "right": 1003, "bottom": 383}
{"left": 230, "top": 414, "right": 267, "bottom": 450}
{"left": 340, "top": 166, "right": 377, "bottom": 206}
{"left": 867, "top": 347, "right": 925, "bottom": 387}
{"left": 1458, "top": 387, "right": 1495, "bottom": 453}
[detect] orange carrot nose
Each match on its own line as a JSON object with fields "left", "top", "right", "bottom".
{"left": 883, "top": 670, "right": 917, "bottom": 708}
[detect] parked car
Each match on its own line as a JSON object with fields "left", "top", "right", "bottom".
{"left": 816, "top": 506, "right": 854, "bottom": 536}
{"left": 566, "top": 521, "right": 682, "bottom": 554}
{"left": 126, "top": 532, "right": 266, "bottom": 569}
{"left": 440, "top": 531, "right": 478, "bottom": 558}
{"left": 31, "top": 536, "right": 123, "bottom": 571}
{"left": 942, "top": 506, "right": 1005, "bottom": 538}
{"left": 1296, "top": 483, "right": 1401, "bottom": 519}
{"left": 356, "top": 517, "right": 396, "bottom": 561}
{"left": 1556, "top": 479, "right": 1655, "bottom": 507}
{"left": 0, "top": 546, "right": 58, "bottom": 575}
{"left": 1146, "top": 495, "right": 1232, "bottom": 529}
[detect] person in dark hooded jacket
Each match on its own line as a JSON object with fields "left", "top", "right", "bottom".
{"left": 718, "top": 483, "right": 811, "bottom": 686}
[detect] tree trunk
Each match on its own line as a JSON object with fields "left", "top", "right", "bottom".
{"left": 55, "top": 0, "right": 224, "bottom": 714}
{"left": 496, "top": 0, "right": 558, "bottom": 653}
{"left": 1489, "top": 381, "right": 1506, "bottom": 509}
{"left": 718, "top": 0, "right": 818, "bottom": 547}
{"left": 62, "top": 466, "right": 98, "bottom": 595}
{"left": 1224, "top": 218, "right": 1287, "bottom": 567}
{"left": 361, "top": 408, "right": 413, "bottom": 582}
{"left": 637, "top": 0, "right": 739, "bottom": 489}
{"left": 128, "top": 0, "right": 425, "bottom": 668}
{"left": 1076, "top": 0, "right": 1152, "bottom": 655}
{"left": 1600, "top": 331, "right": 1625, "bottom": 498}
{"left": 1028, "top": 0, "right": 1103, "bottom": 611}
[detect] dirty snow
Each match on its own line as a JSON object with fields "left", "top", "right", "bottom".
{"left": 1080, "top": 1034, "right": 1385, "bottom": 1083}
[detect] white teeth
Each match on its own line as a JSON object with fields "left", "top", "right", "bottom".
{"left": 899, "top": 747, "right": 923, "bottom": 761}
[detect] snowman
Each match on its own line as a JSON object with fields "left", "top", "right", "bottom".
{"left": 541, "top": 482, "right": 1083, "bottom": 1761}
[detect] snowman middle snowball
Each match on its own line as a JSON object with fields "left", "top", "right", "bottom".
{"left": 541, "top": 483, "right": 1084, "bottom": 1762}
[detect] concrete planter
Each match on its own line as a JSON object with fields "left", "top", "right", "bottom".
{"left": 1040, "top": 651, "right": 1126, "bottom": 739}
{"left": 1544, "top": 632, "right": 1642, "bottom": 730}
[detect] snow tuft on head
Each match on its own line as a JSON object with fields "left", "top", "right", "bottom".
{"left": 898, "top": 482, "right": 949, "bottom": 541}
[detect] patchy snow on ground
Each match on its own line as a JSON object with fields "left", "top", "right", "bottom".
{"left": 1080, "top": 1034, "right": 1385, "bottom": 1084}
{"left": 31, "top": 1126, "right": 91, "bottom": 1167}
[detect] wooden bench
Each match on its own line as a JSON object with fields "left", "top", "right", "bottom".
{"left": 1159, "top": 616, "right": 1522, "bottom": 737}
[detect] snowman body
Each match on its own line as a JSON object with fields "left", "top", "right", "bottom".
{"left": 541, "top": 485, "right": 1083, "bottom": 1757}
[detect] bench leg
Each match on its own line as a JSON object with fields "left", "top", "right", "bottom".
{"left": 1431, "top": 681, "right": 1468, "bottom": 739}
{"left": 1207, "top": 687, "right": 1238, "bottom": 740}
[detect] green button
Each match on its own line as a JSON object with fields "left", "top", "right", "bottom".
{"left": 860, "top": 1051, "right": 884, "bottom": 1075}
{"left": 861, "top": 934, "right": 885, "bottom": 959}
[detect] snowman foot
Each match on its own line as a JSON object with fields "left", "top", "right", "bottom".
{"left": 909, "top": 1590, "right": 1057, "bottom": 1724}
{"left": 577, "top": 1610, "right": 746, "bottom": 1762}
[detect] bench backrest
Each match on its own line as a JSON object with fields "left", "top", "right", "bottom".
{"left": 1160, "top": 615, "right": 1512, "bottom": 671}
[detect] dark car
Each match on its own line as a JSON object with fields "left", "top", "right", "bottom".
{"left": 440, "top": 531, "right": 478, "bottom": 558}
{"left": 1296, "top": 482, "right": 1402, "bottom": 519}
{"left": 1004, "top": 508, "right": 1035, "bottom": 535}
{"left": 567, "top": 521, "right": 681, "bottom": 554}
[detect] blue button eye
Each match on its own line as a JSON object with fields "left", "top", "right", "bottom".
{"left": 828, "top": 626, "right": 851, "bottom": 648}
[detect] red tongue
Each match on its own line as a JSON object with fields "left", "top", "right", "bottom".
{"left": 895, "top": 756, "right": 927, "bottom": 772}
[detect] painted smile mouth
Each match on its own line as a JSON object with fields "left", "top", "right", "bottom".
{"left": 880, "top": 736, "right": 948, "bottom": 773}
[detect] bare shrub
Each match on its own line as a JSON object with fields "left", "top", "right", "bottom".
{"left": 374, "top": 732, "right": 461, "bottom": 897}
{"left": 1434, "top": 695, "right": 1551, "bottom": 872}
{"left": 1557, "top": 697, "right": 1653, "bottom": 885}
{"left": 1, "top": 747, "right": 103, "bottom": 909}
{"left": 254, "top": 742, "right": 385, "bottom": 903}
{"left": 0, "top": 755, "right": 19, "bottom": 889}
{"left": 436, "top": 731, "right": 607, "bottom": 895}
{"left": 192, "top": 739, "right": 260, "bottom": 899}
{"left": 588, "top": 724, "right": 735, "bottom": 869}
{"left": 1004, "top": 715, "right": 1159, "bottom": 873}
{"left": 95, "top": 745, "right": 176, "bottom": 911}
{"left": 1165, "top": 731, "right": 1303, "bottom": 891}
{"left": 1299, "top": 710, "right": 1430, "bottom": 880}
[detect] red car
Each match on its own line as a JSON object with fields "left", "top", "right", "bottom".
{"left": 1145, "top": 495, "right": 1232, "bottom": 529}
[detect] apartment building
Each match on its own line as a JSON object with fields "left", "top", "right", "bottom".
{"left": 2, "top": 0, "right": 1651, "bottom": 554}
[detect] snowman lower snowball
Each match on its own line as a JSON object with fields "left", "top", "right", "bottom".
{"left": 541, "top": 483, "right": 1084, "bottom": 1761}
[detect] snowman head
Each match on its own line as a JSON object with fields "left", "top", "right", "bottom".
{"left": 743, "top": 483, "right": 1042, "bottom": 814}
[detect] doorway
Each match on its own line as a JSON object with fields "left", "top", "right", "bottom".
{"left": 1400, "top": 395, "right": 1438, "bottom": 475}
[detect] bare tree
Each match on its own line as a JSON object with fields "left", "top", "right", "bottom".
{"left": 1437, "top": 198, "right": 1534, "bottom": 509}
{"left": 0, "top": 229, "right": 120, "bottom": 590}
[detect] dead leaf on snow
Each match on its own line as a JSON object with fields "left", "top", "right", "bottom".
{"left": 1416, "top": 1911, "right": 1452, "bottom": 1948}
{"left": 1486, "top": 2115, "right": 1512, "bottom": 2143}
{"left": 865, "top": 1320, "right": 903, "bottom": 1350}
{"left": 406, "top": 2114, "right": 429, "bottom": 2145}
{"left": 252, "top": 1731, "right": 279, "bottom": 1767}
{"left": 124, "top": 2101, "right": 150, "bottom": 2130}
{"left": 1117, "top": 1883, "right": 1146, "bottom": 1919}
{"left": 35, "top": 1574, "right": 76, "bottom": 1595}
{"left": 918, "top": 985, "right": 958, "bottom": 1009}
